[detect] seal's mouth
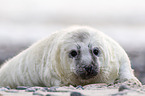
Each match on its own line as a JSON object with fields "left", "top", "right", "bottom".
{"left": 77, "top": 65, "right": 99, "bottom": 80}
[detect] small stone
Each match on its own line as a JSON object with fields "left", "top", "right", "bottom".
{"left": 119, "top": 85, "right": 129, "bottom": 91}
{"left": 5, "top": 86, "right": 11, "bottom": 90}
{"left": 16, "top": 86, "right": 28, "bottom": 90}
{"left": 28, "top": 87, "right": 46, "bottom": 92}
{"left": 107, "top": 83, "right": 113, "bottom": 87}
{"left": 0, "top": 87, "right": 8, "bottom": 91}
{"left": 39, "top": 88, "right": 46, "bottom": 92}
{"left": 25, "top": 88, "right": 36, "bottom": 92}
{"left": 76, "top": 85, "right": 84, "bottom": 90}
{"left": 33, "top": 92, "right": 44, "bottom": 96}
{"left": 35, "top": 87, "right": 46, "bottom": 92}
{"left": 47, "top": 87, "right": 57, "bottom": 92}
{"left": 43, "top": 87, "right": 50, "bottom": 92}
{"left": 31, "top": 87, "right": 40, "bottom": 91}
{"left": 70, "top": 92, "right": 82, "bottom": 96}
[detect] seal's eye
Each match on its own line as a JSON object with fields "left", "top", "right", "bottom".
{"left": 70, "top": 50, "right": 78, "bottom": 57}
{"left": 93, "top": 48, "right": 99, "bottom": 56}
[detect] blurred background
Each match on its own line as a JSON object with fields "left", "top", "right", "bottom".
{"left": 0, "top": 0, "right": 145, "bottom": 84}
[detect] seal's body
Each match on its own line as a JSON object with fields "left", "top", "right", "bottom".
{"left": 0, "top": 26, "right": 141, "bottom": 88}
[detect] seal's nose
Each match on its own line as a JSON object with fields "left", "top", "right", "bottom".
{"left": 85, "top": 66, "right": 92, "bottom": 73}
{"left": 79, "top": 65, "right": 98, "bottom": 79}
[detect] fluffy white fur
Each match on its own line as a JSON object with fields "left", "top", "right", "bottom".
{"left": 0, "top": 26, "right": 141, "bottom": 88}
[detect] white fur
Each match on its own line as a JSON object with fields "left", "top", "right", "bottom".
{"left": 0, "top": 26, "right": 141, "bottom": 88}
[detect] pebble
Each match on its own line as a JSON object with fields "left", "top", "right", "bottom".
{"left": 35, "top": 87, "right": 46, "bottom": 92}
{"left": 5, "top": 86, "right": 11, "bottom": 90}
{"left": 0, "top": 87, "right": 8, "bottom": 91}
{"left": 25, "top": 88, "right": 36, "bottom": 92}
{"left": 76, "top": 85, "right": 84, "bottom": 90}
{"left": 43, "top": 87, "right": 49, "bottom": 92}
{"left": 118, "top": 85, "right": 130, "bottom": 92}
{"left": 28, "top": 87, "right": 46, "bottom": 92}
{"left": 70, "top": 92, "right": 82, "bottom": 96}
{"left": 47, "top": 87, "right": 57, "bottom": 92}
{"left": 40, "top": 88, "right": 47, "bottom": 92}
{"left": 16, "top": 86, "right": 28, "bottom": 90}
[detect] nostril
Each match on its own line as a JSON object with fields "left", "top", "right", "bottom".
{"left": 85, "top": 66, "right": 92, "bottom": 73}
{"left": 80, "top": 65, "right": 98, "bottom": 79}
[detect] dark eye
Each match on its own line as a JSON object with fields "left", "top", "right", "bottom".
{"left": 93, "top": 48, "right": 99, "bottom": 56}
{"left": 70, "top": 50, "right": 78, "bottom": 57}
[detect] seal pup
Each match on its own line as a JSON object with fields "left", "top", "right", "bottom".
{"left": 0, "top": 26, "right": 141, "bottom": 88}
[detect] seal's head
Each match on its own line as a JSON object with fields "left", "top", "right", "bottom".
{"left": 68, "top": 43, "right": 100, "bottom": 80}
{"left": 59, "top": 26, "right": 104, "bottom": 80}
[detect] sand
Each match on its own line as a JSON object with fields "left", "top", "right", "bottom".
{"left": 0, "top": 83, "right": 145, "bottom": 96}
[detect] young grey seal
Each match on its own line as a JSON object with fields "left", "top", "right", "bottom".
{"left": 0, "top": 26, "right": 141, "bottom": 88}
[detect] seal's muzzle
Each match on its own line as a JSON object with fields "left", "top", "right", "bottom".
{"left": 79, "top": 65, "right": 98, "bottom": 79}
